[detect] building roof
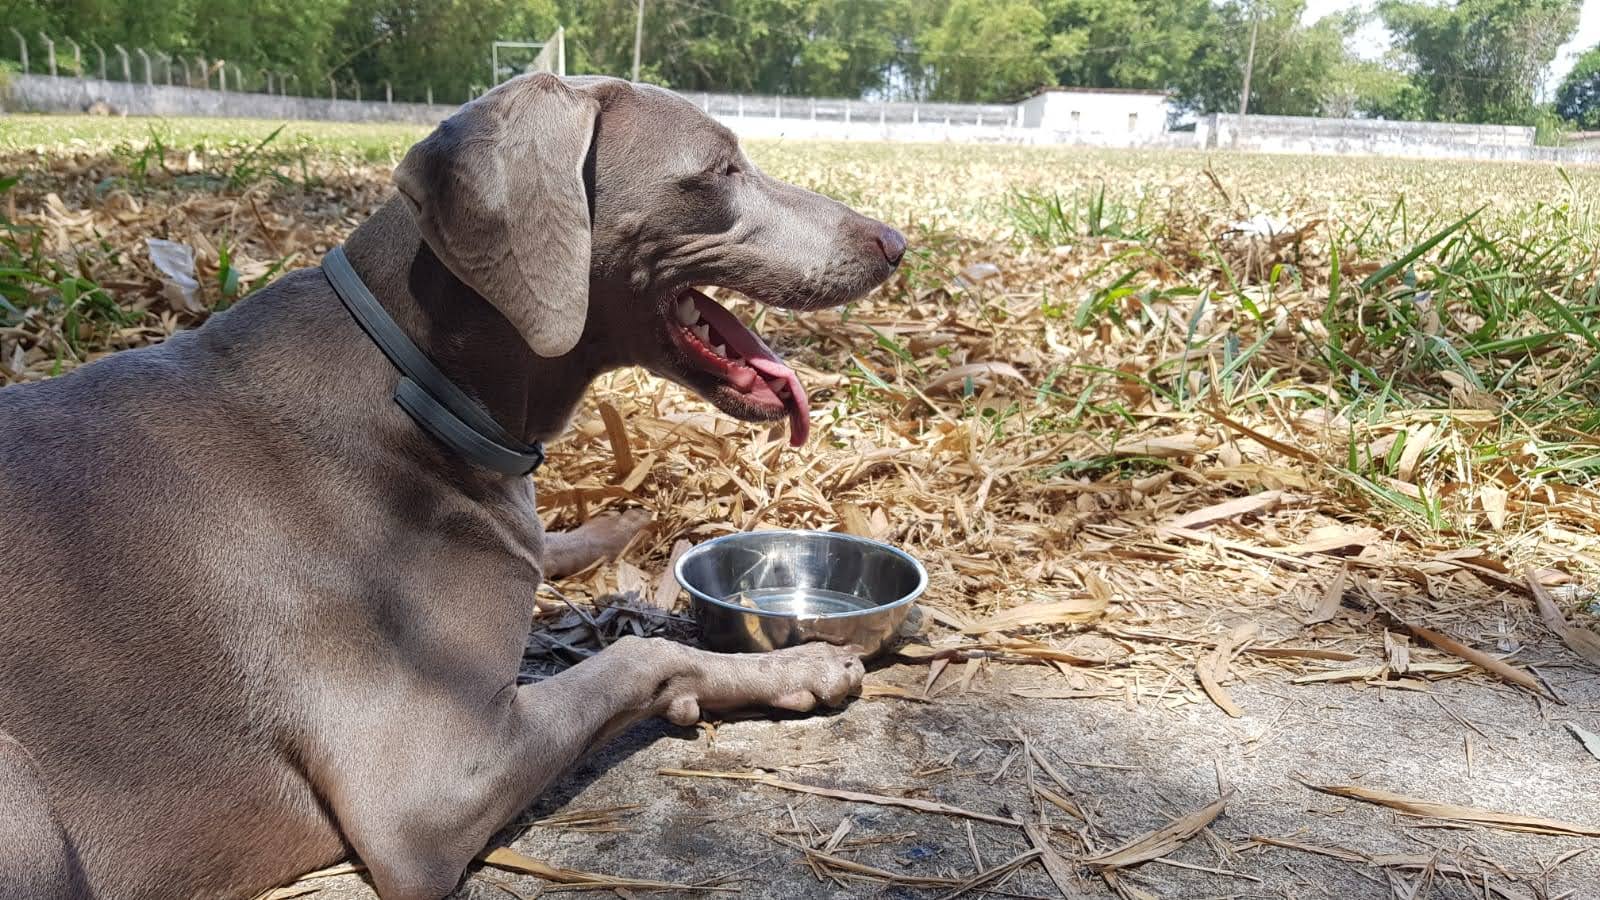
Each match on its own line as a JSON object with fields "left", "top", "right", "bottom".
{"left": 1030, "top": 86, "right": 1173, "bottom": 99}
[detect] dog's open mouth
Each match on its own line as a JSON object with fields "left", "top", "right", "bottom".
{"left": 665, "top": 288, "right": 811, "bottom": 447}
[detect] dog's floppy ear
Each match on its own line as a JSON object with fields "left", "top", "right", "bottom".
{"left": 394, "top": 73, "right": 598, "bottom": 358}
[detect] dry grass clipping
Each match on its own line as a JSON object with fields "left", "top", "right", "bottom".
{"left": 659, "top": 768, "right": 1022, "bottom": 827}
{"left": 1082, "top": 789, "right": 1235, "bottom": 870}
{"left": 1305, "top": 784, "right": 1600, "bottom": 837}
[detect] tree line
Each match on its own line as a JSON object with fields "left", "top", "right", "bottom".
{"left": 7, "top": 0, "right": 1600, "bottom": 128}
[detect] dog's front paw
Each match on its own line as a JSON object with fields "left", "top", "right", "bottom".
{"left": 660, "top": 642, "right": 865, "bottom": 725}
{"left": 761, "top": 642, "right": 866, "bottom": 713}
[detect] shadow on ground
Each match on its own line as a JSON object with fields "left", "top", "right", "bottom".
{"left": 298, "top": 630, "right": 1600, "bottom": 900}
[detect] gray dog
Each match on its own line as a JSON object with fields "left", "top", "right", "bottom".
{"left": 0, "top": 74, "right": 905, "bottom": 899}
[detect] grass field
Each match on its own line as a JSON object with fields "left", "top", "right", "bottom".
{"left": 4, "top": 115, "right": 1600, "bottom": 898}
{"left": 10, "top": 117, "right": 1600, "bottom": 546}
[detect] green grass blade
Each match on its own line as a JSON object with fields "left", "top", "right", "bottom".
{"left": 1360, "top": 206, "right": 1485, "bottom": 292}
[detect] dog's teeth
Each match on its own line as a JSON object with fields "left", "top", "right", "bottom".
{"left": 693, "top": 324, "right": 711, "bottom": 343}
{"left": 674, "top": 297, "right": 699, "bottom": 326}
{"left": 712, "top": 343, "right": 727, "bottom": 358}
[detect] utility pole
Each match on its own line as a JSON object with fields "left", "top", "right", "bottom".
{"left": 632, "top": 0, "right": 645, "bottom": 82}
{"left": 1238, "top": 4, "right": 1260, "bottom": 118}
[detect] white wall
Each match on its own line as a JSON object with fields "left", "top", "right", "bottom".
{"left": 1198, "top": 113, "right": 1568, "bottom": 160}
{"left": 1020, "top": 91, "right": 1170, "bottom": 145}
{"left": 5, "top": 73, "right": 454, "bottom": 124}
{"left": 716, "top": 115, "right": 1041, "bottom": 144}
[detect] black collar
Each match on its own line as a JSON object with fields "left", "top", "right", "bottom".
{"left": 323, "top": 246, "right": 545, "bottom": 476}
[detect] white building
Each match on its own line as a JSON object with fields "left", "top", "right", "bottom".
{"left": 1018, "top": 87, "right": 1173, "bottom": 146}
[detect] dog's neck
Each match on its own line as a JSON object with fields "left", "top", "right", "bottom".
{"left": 339, "top": 198, "right": 602, "bottom": 447}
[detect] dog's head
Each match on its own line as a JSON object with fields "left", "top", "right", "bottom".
{"left": 393, "top": 74, "right": 904, "bottom": 447}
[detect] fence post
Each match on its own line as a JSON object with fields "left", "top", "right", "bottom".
{"left": 426, "top": 84, "right": 433, "bottom": 105}
{"left": 136, "top": 47, "right": 151, "bottom": 85}
{"left": 285, "top": 73, "right": 298, "bottom": 96}
{"left": 844, "top": 100, "right": 850, "bottom": 124}
{"left": 328, "top": 75, "right": 337, "bottom": 101}
{"left": 265, "top": 71, "right": 274, "bottom": 95}
{"left": 178, "top": 55, "right": 190, "bottom": 87}
{"left": 232, "top": 66, "right": 243, "bottom": 93}
{"left": 809, "top": 97, "right": 815, "bottom": 120}
{"left": 218, "top": 62, "right": 227, "bottom": 94}
{"left": 911, "top": 104, "right": 919, "bottom": 125}
{"left": 64, "top": 37, "right": 80, "bottom": 77}
{"left": 114, "top": 44, "right": 130, "bottom": 82}
{"left": 384, "top": 79, "right": 392, "bottom": 104}
{"left": 775, "top": 95, "right": 781, "bottom": 118}
{"left": 737, "top": 94, "right": 743, "bottom": 117}
{"left": 8, "top": 28, "right": 26, "bottom": 74}
{"left": 194, "top": 56, "right": 207, "bottom": 88}
{"left": 353, "top": 81, "right": 360, "bottom": 102}
{"left": 38, "top": 32, "right": 55, "bottom": 77}
{"left": 91, "top": 42, "right": 105, "bottom": 79}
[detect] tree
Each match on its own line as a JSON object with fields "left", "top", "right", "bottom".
{"left": 921, "top": 0, "right": 1058, "bottom": 102}
{"left": 328, "top": 0, "right": 560, "bottom": 103}
{"left": 1321, "top": 57, "right": 1428, "bottom": 119}
{"left": 789, "top": 0, "right": 914, "bottom": 98}
{"left": 552, "top": 0, "right": 913, "bottom": 97}
{"left": 1042, "top": 0, "right": 1218, "bottom": 92}
{"left": 197, "top": 0, "right": 350, "bottom": 93}
{"left": 16, "top": 0, "right": 1445, "bottom": 107}
{"left": 1379, "top": 0, "right": 1580, "bottom": 124}
{"left": 1172, "top": 0, "right": 1356, "bottom": 117}
{"left": 1556, "top": 45, "right": 1600, "bottom": 129}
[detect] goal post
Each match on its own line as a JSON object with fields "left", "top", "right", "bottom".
{"left": 491, "top": 27, "right": 565, "bottom": 85}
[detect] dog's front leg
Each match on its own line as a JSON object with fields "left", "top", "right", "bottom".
{"left": 340, "top": 636, "right": 862, "bottom": 900}
{"left": 542, "top": 509, "right": 651, "bottom": 579}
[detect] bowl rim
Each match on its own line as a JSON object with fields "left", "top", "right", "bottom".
{"left": 674, "top": 529, "right": 928, "bottom": 621}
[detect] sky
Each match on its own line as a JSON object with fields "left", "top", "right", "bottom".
{"left": 1303, "top": 0, "right": 1600, "bottom": 96}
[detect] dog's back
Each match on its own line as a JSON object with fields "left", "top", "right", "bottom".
{"left": 0, "top": 282, "right": 353, "bottom": 897}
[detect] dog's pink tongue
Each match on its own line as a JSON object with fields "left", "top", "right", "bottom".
{"left": 748, "top": 357, "right": 810, "bottom": 447}
{"left": 692, "top": 294, "right": 811, "bottom": 447}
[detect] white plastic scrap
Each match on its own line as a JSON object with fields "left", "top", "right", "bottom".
{"left": 958, "top": 261, "right": 1002, "bottom": 288}
{"left": 1228, "top": 213, "right": 1288, "bottom": 238}
{"left": 146, "top": 238, "right": 204, "bottom": 314}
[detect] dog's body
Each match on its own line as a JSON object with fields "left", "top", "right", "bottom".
{"left": 0, "top": 75, "right": 901, "bottom": 899}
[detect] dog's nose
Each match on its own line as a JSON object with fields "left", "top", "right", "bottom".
{"left": 875, "top": 226, "right": 907, "bottom": 267}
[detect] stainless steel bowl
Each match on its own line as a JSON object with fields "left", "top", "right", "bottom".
{"left": 676, "top": 529, "right": 926, "bottom": 656}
